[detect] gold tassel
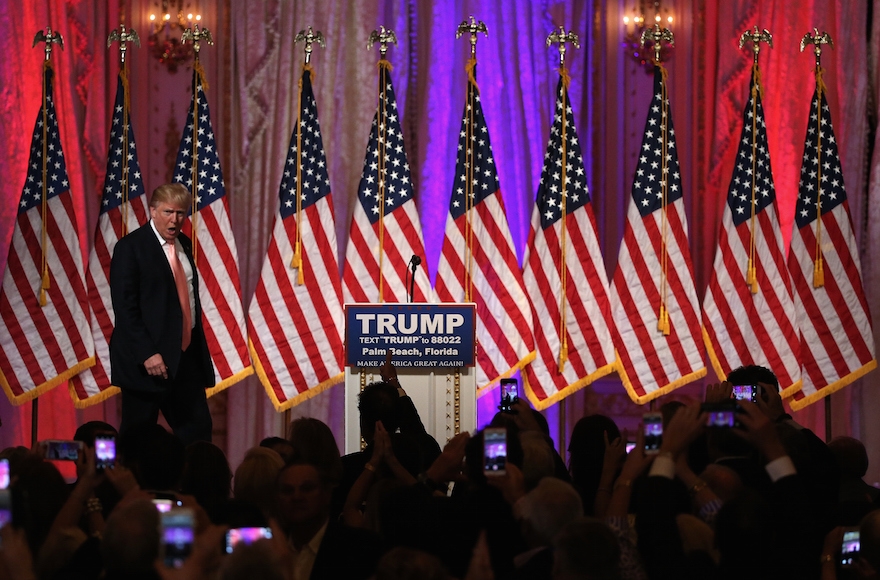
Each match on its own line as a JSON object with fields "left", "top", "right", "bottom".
{"left": 813, "top": 256, "right": 825, "bottom": 288}
{"left": 747, "top": 261, "right": 758, "bottom": 294}
{"left": 657, "top": 305, "right": 670, "bottom": 335}
{"left": 465, "top": 57, "right": 479, "bottom": 92}
{"left": 40, "top": 270, "right": 50, "bottom": 306}
{"left": 559, "top": 66, "right": 571, "bottom": 89}
{"left": 558, "top": 344, "right": 568, "bottom": 373}
{"left": 297, "top": 263, "right": 304, "bottom": 286}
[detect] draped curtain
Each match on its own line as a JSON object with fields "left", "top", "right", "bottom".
{"left": 1, "top": 0, "right": 877, "bottom": 481}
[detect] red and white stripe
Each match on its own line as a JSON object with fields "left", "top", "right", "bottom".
{"left": 523, "top": 204, "right": 618, "bottom": 409}
{"left": 188, "top": 198, "right": 253, "bottom": 395}
{"left": 610, "top": 199, "right": 706, "bottom": 403}
{"left": 69, "top": 197, "right": 148, "bottom": 405}
{"left": 343, "top": 200, "right": 431, "bottom": 303}
{"left": 435, "top": 194, "right": 534, "bottom": 392}
{"left": 248, "top": 198, "right": 345, "bottom": 410}
{"left": 788, "top": 203, "right": 875, "bottom": 408}
{"left": 702, "top": 202, "right": 802, "bottom": 396}
{"left": 1, "top": 195, "right": 94, "bottom": 403}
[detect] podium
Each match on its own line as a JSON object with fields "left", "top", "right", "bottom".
{"left": 343, "top": 303, "right": 478, "bottom": 454}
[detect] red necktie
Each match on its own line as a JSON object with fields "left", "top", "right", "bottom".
{"left": 165, "top": 243, "right": 192, "bottom": 351}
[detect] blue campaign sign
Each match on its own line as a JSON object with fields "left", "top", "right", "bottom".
{"left": 345, "top": 303, "right": 476, "bottom": 368}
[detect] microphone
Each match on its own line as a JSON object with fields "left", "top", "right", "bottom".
{"left": 408, "top": 255, "right": 421, "bottom": 303}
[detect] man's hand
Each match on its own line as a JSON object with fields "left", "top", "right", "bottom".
{"left": 755, "top": 382, "right": 785, "bottom": 422}
{"left": 426, "top": 431, "right": 470, "bottom": 484}
{"left": 619, "top": 427, "right": 655, "bottom": 482}
{"left": 379, "top": 350, "right": 397, "bottom": 383}
{"left": 510, "top": 398, "right": 541, "bottom": 432}
{"left": 733, "top": 400, "right": 786, "bottom": 461}
{"left": 658, "top": 404, "right": 705, "bottom": 459}
{"left": 705, "top": 382, "right": 732, "bottom": 403}
{"left": 144, "top": 353, "right": 168, "bottom": 380}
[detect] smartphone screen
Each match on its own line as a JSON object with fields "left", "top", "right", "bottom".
{"left": 161, "top": 508, "right": 195, "bottom": 568}
{"left": 40, "top": 440, "right": 83, "bottom": 461}
{"left": 840, "top": 528, "right": 860, "bottom": 568}
{"left": 483, "top": 428, "right": 507, "bottom": 476}
{"left": 95, "top": 435, "right": 116, "bottom": 472}
{"left": 499, "top": 379, "right": 518, "bottom": 412}
{"left": 701, "top": 402, "right": 739, "bottom": 428}
{"left": 0, "top": 459, "right": 9, "bottom": 490}
{"left": 0, "top": 489, "right": 11, "bottom": 530}
{"left": 225, "top": 527, "right": 273, "bottom": 554}
{"left": 732, "top": 384, "right": 757, "bottom": 403}
{"left": 643, "top": 413, "right": 663, "bottom": 454}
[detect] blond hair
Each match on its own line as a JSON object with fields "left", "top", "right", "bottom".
{"left": 150, "top": 183, "right": 191, "bottom": 209}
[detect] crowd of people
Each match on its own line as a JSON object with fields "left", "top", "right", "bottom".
{"left": 0, "top": 364, "right": 878, "bottom": 580}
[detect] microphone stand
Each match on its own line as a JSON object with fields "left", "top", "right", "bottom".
{"left": 409, "top": 255, "right": 421, "bottom": 303}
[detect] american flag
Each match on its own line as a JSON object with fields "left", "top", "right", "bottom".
{"left": 0, "top": 65, "right": 95, "bottom": 404}
{"left": 522, "top": 76, "right": 618, "bottom": 410}
{"left": 342, "top": 61, "right": 431, "bottom": 303}
{"left": 609, "top": 65, "right": 706, "bottom": 404}
{"left": 434, "top": 63, "right": 534, "bottom": 393}
{"left": 247, "top": 67, "right": 345, "bottom": 410}
{"left": 786, "top": 83, "right": 875, "bottom": 410}
{"left": 172, "top": 66, "right": 253, "bottom": 396}
{"left": 70, "top": 73, "right": 149, "bottom": 407}
{"left": 701, "top": 70, "right": 801, "bottom": 396}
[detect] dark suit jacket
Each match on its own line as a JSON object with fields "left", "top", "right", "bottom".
{"left": 309, "top": 521, "right": 384, "bottom": 580}
{"left": 109, "top": 223, "right": 214, "bottom": 393}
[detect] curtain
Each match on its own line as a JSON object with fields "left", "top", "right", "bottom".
{"left": 0, "top": 1, "right": 876, "bottom": 481}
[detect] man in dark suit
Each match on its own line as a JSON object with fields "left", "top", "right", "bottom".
{"left": 110, "top": 183, "right": 214, "bottom": 445}
{"left": 277, "top": 459, "right": 383, "bottom": 580}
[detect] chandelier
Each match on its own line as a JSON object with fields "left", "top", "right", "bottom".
{"left": 148, "top": 0, "right": 202, "bottom": 72}
{"left": 621, "top": 0, "right": 674, "bottom": 71}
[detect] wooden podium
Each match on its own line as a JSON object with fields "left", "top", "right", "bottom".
{"left": 343, "top": 303, "right": 478, "bottom": 454}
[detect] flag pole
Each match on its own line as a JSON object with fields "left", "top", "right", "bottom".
{"left": 547, "top": 27, "right": 580, "bottom": 373}
{"left": 640, "top": 25, "right": 675, "bottom": 335}
{"left": 738, "top": 27, "right": 773, "bottom": 295}
{"left": 800, "top": 29, "right": 835, "bottom": 440}
{"left": 29, "top": 26, "right": 64, "bottom": 447}
{"left": 107, "top": 24, "right": 141, "bottom": 237}
{"left": 368, "top": 27, "right": 398, "bottom": 302}
{"left": 800, "top": 29, "right": 834, "bottom": 289}
{"left": 291, "top": 27, "right": 325, "bottom": 286}
{"left": 181, "top": 24, "right": 214, "bottom": 265}
{"left": 455, "top": 17, "right": 487, "bottom": 304}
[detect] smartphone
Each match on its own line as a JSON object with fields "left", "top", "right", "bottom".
{"left": 95, "top": 435, "right": 116, "bottom": 472}
{"left": 160, "top": 508, "right": 195, "bottom": 569}
{"left": 225, "top": 527, "right": 273, "bottom": 554}
{"left": 39, "top": 439, "right": 84, "bottom": 461}
{"left": 483, "top": 427, "right": 507, "bottom": 476}
{"left": 840, "top": 528, "right": 860, "bottom": 568}
{"left": 0, "top": 459, "right": 9, "bottom": 490}
{"left": 643, "top": 413, "right": 663, "bottom": 454}
{"left": 499, "top": 378, "right": 519, "bottom": 413}
{"left": 0, "top": 489, "right": 11, "bottom": 530}
{"left": 701, "top": 402, "right": 740, "bottom": 428}
{"left": 625, "top": 441, "right": 637, "bottom": 454}
{"left": 732, "top": 384, "right": 759, "bottom": 403}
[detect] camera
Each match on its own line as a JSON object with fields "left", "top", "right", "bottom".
{"left": 499, "top": 378, "right": 519, "bottom": 413}
{"left": 95, "top": 434, "right": 116, "bottom": 472}
{"left": 840, "top": 528, "right": 860, "bottom": 568}
{"left": 643, "top": 413, "right": 663, "bottom": 454}
{"left": 39, "top": 440, "right": 84, "bottom": 461}
{"left": 732, "top": 384, "right": 759, "bottom": 403}
{"left": 225, "top": 527, "right": 273, "bottom": 554}
{"left": 483, "top": 427, "right": 507, "bottom": 476}
{"left": 701, "top": 401, "right": 741, "bottom": 428}
{"left": 160, "top": 508, "right": 195, "bottom": 568}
